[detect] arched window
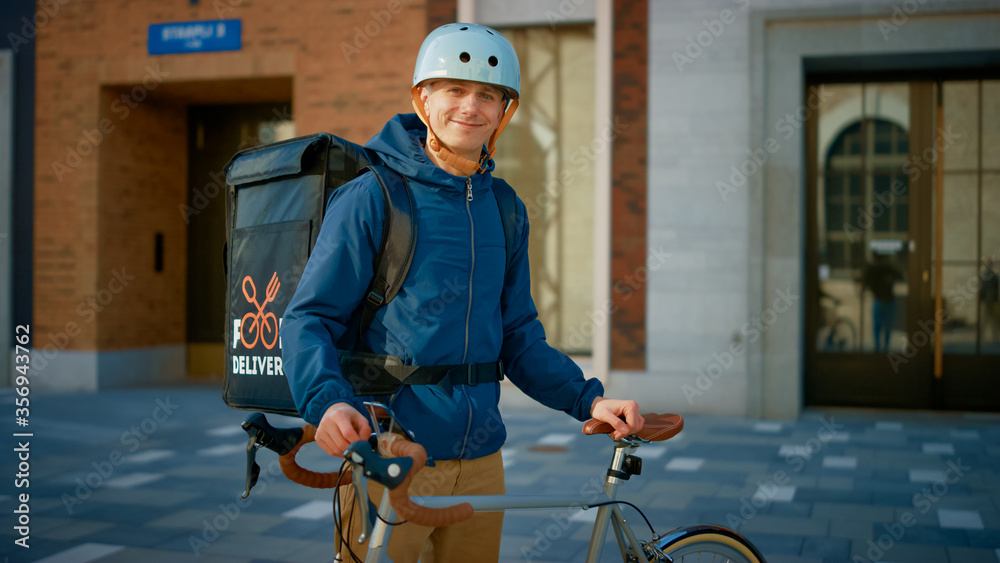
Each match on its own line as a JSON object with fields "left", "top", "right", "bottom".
{"left": 821, "top": 118, "right": 910, "bottom": 277}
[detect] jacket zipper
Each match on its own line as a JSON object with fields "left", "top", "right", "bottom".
{"left": 458, "top": 176, "right": 475, "bottom": 457}
{"left": 462, "top": 176, "right": 474, "bottom": 363}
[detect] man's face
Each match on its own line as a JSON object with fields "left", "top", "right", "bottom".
{"left": 418, "top": 79, "right": 506, "bottom": 163}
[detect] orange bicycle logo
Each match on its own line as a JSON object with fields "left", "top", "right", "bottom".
{"left": 241, "top": 272, "right": 280, "bottom": 350}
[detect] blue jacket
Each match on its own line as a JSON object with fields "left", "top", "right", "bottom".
{"left": 280, "top": 114, "right": 604, "bottom": 461}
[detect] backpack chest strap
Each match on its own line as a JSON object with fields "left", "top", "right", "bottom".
{"left": 339, "top": 351, "right": 505, "bottom": 396}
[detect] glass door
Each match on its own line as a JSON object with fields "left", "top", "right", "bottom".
{"left": 937, "top": 80, "right": 1000, "bottom": 410}
{"left": 805, "top": 79, "right": 999, "bottom": 410}
{"left": 806, "top": 82, "right": 931, "bottom": 408}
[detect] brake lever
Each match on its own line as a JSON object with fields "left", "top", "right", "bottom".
{"left": 240, "top": 413, "right": 305, "bottom": 498}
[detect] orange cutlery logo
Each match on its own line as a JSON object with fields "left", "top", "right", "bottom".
{"left": 240, "top": 272, "right": 280, "bottom": 350}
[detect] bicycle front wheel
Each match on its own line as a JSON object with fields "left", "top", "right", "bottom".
{"left": 651, "top": 524, "right": 764, "bottom": 562}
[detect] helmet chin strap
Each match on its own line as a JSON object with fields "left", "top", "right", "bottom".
{"left": 410, "top": 86, "right": 519, "bottom": 176}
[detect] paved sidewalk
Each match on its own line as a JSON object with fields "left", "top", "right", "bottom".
{"left": 0, "top": 385, "right": 998, "bottom": 562}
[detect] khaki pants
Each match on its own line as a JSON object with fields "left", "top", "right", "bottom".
{"left": 337, "top": 450, "right": 505, "bottom": 562}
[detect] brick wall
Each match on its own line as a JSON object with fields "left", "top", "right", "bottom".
{"left": 96, "top": 88, "right": 188, "bottom": 350}
{"left": 610, "top": 0, "right": 648, "bottom": 370}
{"left": 426, "top": 0, "right": 457, "bottom": 34}
{"left": 34, "top": 0, "right": 432, "bottom": 354}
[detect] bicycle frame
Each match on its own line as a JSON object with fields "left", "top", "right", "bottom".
{"left": 353, "top": 438, "right": 656, "bottom": 563}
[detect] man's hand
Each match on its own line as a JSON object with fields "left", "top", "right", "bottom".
{"left": 590, "top": 397, "right": 644, "bottom": 440}
{"left": 315, "top": 402, "right": 372, "bottom": 457}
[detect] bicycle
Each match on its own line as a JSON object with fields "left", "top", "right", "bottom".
{"left": 239, "top": 404, "right": 766, "bottom": 562}
{"left": 816, "top": 294, "right": 856, "bottom": 352}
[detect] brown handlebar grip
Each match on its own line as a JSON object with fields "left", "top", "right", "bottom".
{"left": 278, "top": 424, "right": 350, "bottom": 489}
{"left": 379, "top": 433, "right": 474, "bottom": 527}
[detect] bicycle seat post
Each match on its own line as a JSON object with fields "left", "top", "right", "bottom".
{"left": 584, "top": 438, "right": 644, "bottom": 563}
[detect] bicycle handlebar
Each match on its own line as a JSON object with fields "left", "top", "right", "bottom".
{"left": 275, "top": 425, "right": 473, "bottom": 526}
{"left": 278, "top": 423, "right": 349, "bottom": 490}
{"left": 377, "top": 433, "right": 474, "bottom": 527}
{"left": 266, "top": 412, "right": 684, "bottom": 527}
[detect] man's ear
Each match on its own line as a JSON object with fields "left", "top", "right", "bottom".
{"left": 417, "top": 82, "right": 433, "bottom": 106}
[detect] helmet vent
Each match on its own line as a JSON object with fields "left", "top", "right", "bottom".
{"left": 488, "top": 56, "right": 499, "bottom": 67}
{"left": 460, "top": 26, "right": 469, "bottom": 30}
{"left": 460, "top": 52, "right": 471, "bottom": 63}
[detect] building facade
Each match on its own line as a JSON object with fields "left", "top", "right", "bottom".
{"left": 5, "top": 0, "right": 998, "bottom": 417}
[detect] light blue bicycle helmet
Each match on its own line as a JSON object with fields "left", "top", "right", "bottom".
{"left": 413, "top": 23, "right": 520, "bottom": 98}
{"left": 410, "top": 23, "right": 521, "bottom": 175}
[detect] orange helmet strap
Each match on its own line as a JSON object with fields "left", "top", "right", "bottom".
{"left": 411, "top": 87, "right": 481, "bottom": 176}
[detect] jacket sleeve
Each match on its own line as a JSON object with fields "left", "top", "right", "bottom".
{"left": 498, "top": 196, "right": 604, "bottom": 421}
{"left": 280, "top": 178, "right": 384, "bottom": 426}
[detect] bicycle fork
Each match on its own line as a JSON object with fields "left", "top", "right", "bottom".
{"left": 585, "top": 439, "right": 651, "bottom": 563}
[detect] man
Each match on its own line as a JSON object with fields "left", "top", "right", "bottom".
{"left": 281, "top": 23, "right": 642, "bottom": 562}
{"left": 860, "top": 253, "right": 902, "bottom": 351}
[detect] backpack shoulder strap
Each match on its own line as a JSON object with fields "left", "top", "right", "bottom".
{"left": 490, "top": 178, "right": 519, "bottom": 280}
{"left": 357, "top": 165, "right": 417, "bottom": 345}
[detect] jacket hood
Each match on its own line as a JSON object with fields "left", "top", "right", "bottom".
{"left": 364, "top": 113, "right": 495, "bottom": 186}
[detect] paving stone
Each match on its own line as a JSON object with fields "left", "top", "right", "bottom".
{"left": 32, "top": 543, "right": 127, "bottom": 563}
{"left": 945, "top": 546, "right": 1000, "bottom": 563}
{"left": 829, "top": 517, "right": 874, "bottom": 540}
{"left": 35, "top": 519, "right": 116, "bottom": 541}
{"left": 965, "top": 528, "right": 1000, "bottom": 549}
{"left": 879, "top": 524, "right": 969, "bottom": 545}
{"left": 793, "top": 487, "right": 873, "bottom": 504}
{"left": 822, "top": 456, "right": 857, "bottom": 469}
{"left": 739, "top": 532, "right": 803, "bottom": 556}
{"left": 811, "top": 502, "right": 895, "bottom": 522}
{"left": 98, "top": 546, "right": 255, "bottom": 562}
{"left": 765, "top": 501, "right": 811, "bottom": 518}
{"left": 938, "top": 508, "right": 985, "bottom": 529}
{"left": 739, "top": 515, "right": 829, "bottom": 537}
{"left": 849, "top": 539, "right": 948, "bottom": 562}
{"left": 816, "top": 475, "right": 854, "bottom": 490}
{"left": 800, "top": 535, "right": 850, "bottom": 558}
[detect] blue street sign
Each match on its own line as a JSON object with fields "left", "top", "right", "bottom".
{"left": 148, "top": 19, "right": 241, "bottom": 55}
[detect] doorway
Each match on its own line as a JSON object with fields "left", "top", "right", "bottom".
{"left": 805, "top": 79, "right": 999, "bottom": 411}
{"left": 186, "top": 103, "right": 294, "bottom": 377}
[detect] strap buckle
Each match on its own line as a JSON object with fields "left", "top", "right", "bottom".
{"left": 365, "top": 291, "right": 385, "bottom": 308}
